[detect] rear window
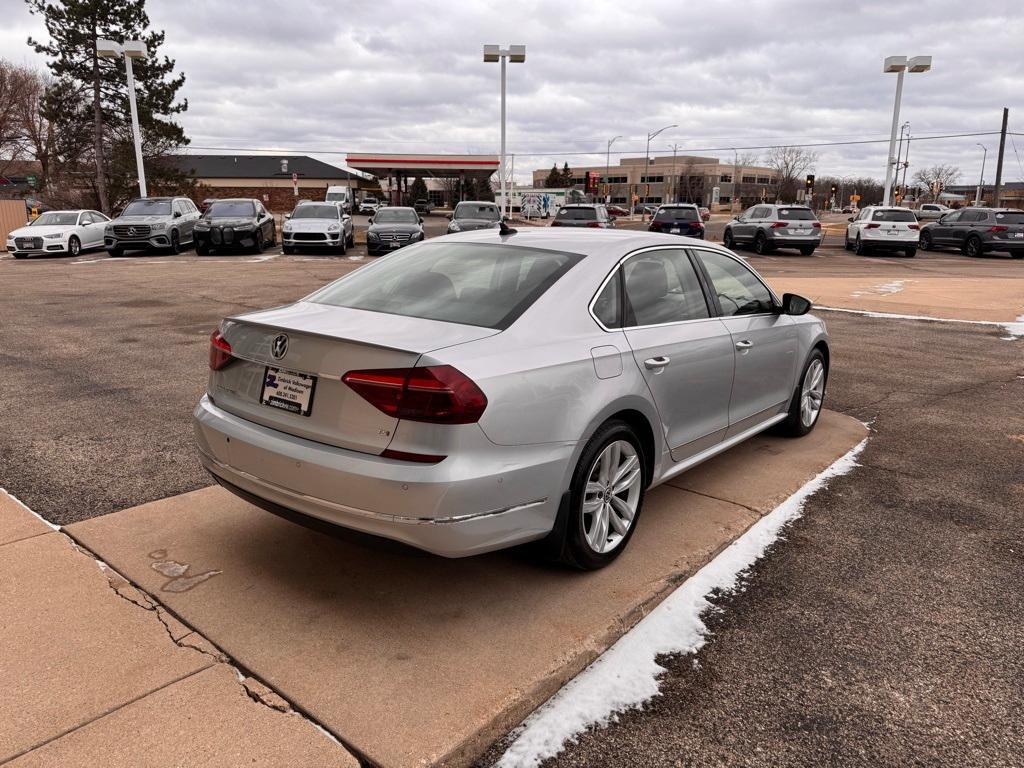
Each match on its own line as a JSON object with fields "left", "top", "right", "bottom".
{"left": 654, "top": 207, "right": 699, "bottom": 222}
{"left": 995, "top": 211, "right": 1024, "bottom": 224}
{"left": 556, "top": 207, "right": 597, "bottom": 221}
{"left": 454, "top": 203, "right": 500, "bottom": 221}
{"left": 306, "top": 242, "right": 583, "bottom": 330}
{"left": 872, "top": 209, "right": 917, "bottom": 222}
{"left": 777, "top": 208, "right": 815, "bottom": 220}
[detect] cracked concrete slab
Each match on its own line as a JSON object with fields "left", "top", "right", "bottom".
{"left": 67, "top": 410, "right": 866, "bottom": 767}
{"left": 6, "top": 664, "right": 353, "bottom": 768}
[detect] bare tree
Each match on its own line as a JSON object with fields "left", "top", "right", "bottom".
{"left": 0, "top": 60, "right": 36, "bottom": 176}
{"left": 765, "top": 146, "right": 818, "bottom": 202}
{"left": 912, "top": 164, "right": 962, "bottom": 202}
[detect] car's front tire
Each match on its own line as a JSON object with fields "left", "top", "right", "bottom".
{"left": 774, "top": 349, "right": 827, "bottom": 437}
{"left": 556, "top": 420, "right": 646, "bottom": 570}
{"left": 282, "top": 245, "right": 295, "bottom": 255}
{"left": 723, "top": 229, "right": 736, "bottom": 249}
{"left": 107, "top": 247, "right": 122, "bottom": 258}
{"left": 196, "top": 242, "right": 210, "bottom": 256}
{"left": 169, "top": 230, "right": 181, "bottom": 254}
{"left": 67, "top": 236, "right": 81, "bottom": 257}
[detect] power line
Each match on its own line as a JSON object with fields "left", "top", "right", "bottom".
{"left": 181, "top": 131, "right": 1004, "bottom": 160}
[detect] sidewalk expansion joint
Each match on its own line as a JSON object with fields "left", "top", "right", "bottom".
{"left": 51, "top": 524, "right": 371, "bottom": 764}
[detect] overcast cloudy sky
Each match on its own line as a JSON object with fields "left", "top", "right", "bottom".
{"left": 2, "top": 0, "right": 1022, "bottom": 185}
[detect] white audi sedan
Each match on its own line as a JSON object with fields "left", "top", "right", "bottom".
{"left": 6, "top": 209, "right": 110, "bottom": 259}
{"left": 195, "top": 229, "right": 829, "bottom": 569}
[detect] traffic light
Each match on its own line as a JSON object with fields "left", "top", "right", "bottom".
{"left": 805, "top": 174, "right": 815, "bottom": 190}
{"left": 830, "top": 184, "right": 837, "bottom": 195}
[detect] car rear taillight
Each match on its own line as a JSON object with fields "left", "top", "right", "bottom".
{"left": 908, "top": 224, "right": 920, "bottom": 230}
{"left": 342, "top": 365, "right": 487, "bottom": 424}
{"left": 812, "top": 222, "right": 822, "bottom": 229}
{"left": 770, "top": 221, "right": 787, "bottom": 228}
{"left": 209, "top": 329, "right": 233, "bottom": 370}
{"left": 989, "top": 225, "right": 1008, "bottom": 233}
{"left": 865, "top": 223, "right": 881, "bottom": 229}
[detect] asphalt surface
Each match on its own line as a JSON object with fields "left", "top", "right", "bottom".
{"left": 2, "top": 221, "right": 1023, "bottom": 767}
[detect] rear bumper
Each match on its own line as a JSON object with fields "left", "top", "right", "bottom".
{"left": 863, "top": 235, "right": 918, "bottom": 250}
{"left": 766, "top": 233, "right": 822, "bottom": 247}
{"left": 984, "top": 239, "right": 1024, "bottom": 253}
{"left": 192, "top": 395, "right": 569, "bottom": 557}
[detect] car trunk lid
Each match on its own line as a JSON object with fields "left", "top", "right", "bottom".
{"left": 211, "top": 301, "right": 498, "bottom": 454}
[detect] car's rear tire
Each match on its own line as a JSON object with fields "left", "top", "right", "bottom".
{"left": 920, "top": 231, "right": 934, "bottom": 251}
{"left": 963, "top": 235, "right": 983, "bottom": 258}
{"left": 799, "top": 246, "right": 816, "bottom": 256}
{"left": 774, "top": 349, "right": 827, "bottom": 437}
{"left": 555, "top": 420, "right": 647, "bottom": 570}
{"left": 854, "top": 235, "right": 870, "bottom": 256}
{"left": 844, "top": 232, "right": 853, "bottom": 250}
{"left": 904, "top": 247, "right": 917, "bottom": 258}
{"left": 754, "top": 232, "right": 771, "bottom": 255}
{"left": 723, "top": 229, "right": 736, "bottom": 249}
{"left": 68, "top": 236, "right": 81, "bottom": 257}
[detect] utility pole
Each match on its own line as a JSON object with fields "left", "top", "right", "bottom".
{"left": 993, "top": 107, "right": 1009, "bottom": 207}
{"left": 975, "top": 144, "right": 988, "bottom": 206}
{"left": 732, "top": 149, "right": 740, "bottom": 214}
{"left": 900, "top": 128, "right": 912, "bottom": 197}
{"left": 894, "top": 122, "right": 908, "bottom": 201}
{"left": 605, "top": 135, "right": 621, "bottom": 205}
{"left": 669, "top": 143, "right": 682, "bottom": 203}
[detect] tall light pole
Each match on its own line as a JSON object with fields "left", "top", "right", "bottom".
{"left": 97, "top": 39, "right": 148, "bottom": 198}
{"left": 732, "top": 148, "right": 740, "bottom": 213}
{"left": 605, "top": 135, "right": 621, "bottom": 204}
{"left": 483, "top": 44, "right": 525, "bottom": 220}
{"left": 893, "top": 121, "right": 909, "bottom": 201}
{"left": 668, "top": 143, "right": 683, "bottom": 203}
{"left": 882, "top": 55, "right": 931, "bottom": 207}
{"left": 975, "top": 143, "right": 987, "bottom": 206}
{"left": 643, "top": 124, "right": 676, "bottom": 220}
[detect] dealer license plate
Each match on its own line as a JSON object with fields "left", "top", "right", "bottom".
{"left": 1014, "top": 232, "right": 1023, "bottom": 238}
{"left": 260, "top": 366, "right": 317, "bottom": 416}
{"left": 670, "top": 227, "right": 681, "bottom": 234}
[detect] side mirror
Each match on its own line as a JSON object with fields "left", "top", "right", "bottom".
{"left": 446, "top": 213, "right": 453, "bottom": 220}
{"left": 609, "top": 215, "right": 617, "bottom": 222}
{"left": 343, "top": 214, "right": 351, "bottom": 220}
{"left": 780, "top": 293, "right": 812, "bottom": 316}
{"left": 501, "top": 215, "right": 509, "bottom": 222}
{"left": 847, "top": 216, "right": 854, "bottom": 222}
{"left": 368, "top": 217, "right": 374, "bottom": 224}
{"left": 418, "top": 217, "right": 424, "bottom": 224}
{"left": 284, "top": 214, "right": 291, "bottom": 220}
{"left": 173, "top": 211, "right": 182, "bottom": 218}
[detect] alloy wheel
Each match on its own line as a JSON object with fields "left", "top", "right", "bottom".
{"left": 801, "top": 359, "right": 825, "bottom": 428}
{"left": 582, "top": 440, "right": 642, "bottom": 554}
{"left": 69, "top": 237, "right": 80, "bottom": 256}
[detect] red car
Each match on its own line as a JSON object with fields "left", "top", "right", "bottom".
{"left": 606, "top": 205, "right": 629, "bottom": 217}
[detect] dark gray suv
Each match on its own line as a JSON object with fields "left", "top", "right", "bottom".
{"left": 723, "top": 204, "right": 822, "bottom": 255}
{"left": 104, "top": 196, "right": 200, "bottom": 256}
{"left": 550, "top": 204, "right": 615, "bottom": 228}
{"left": 920, "top": 208, "right": 1024, "bottom": 258}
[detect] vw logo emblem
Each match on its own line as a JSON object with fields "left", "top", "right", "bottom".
{"left": 127, "top": 226, "right": 136, "bottom": 236}
{"left": 271, "top": 334, "right": 289, "bottom": 360}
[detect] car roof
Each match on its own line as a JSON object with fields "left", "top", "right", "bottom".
{"left": 560, "top": 203, "right": 600, "bottom": 208}
{"left": 436, "top": 226, "right": 732, "bottom": 266}
{"left": 376, "top": 206, "right": 417, "bottom": 211}
{"left": 658, "top": 203, "right": 698, "bottom": 208}
{"left": 456, "top": 200, "right": 498, "bottom": 205}
{"left": 208, "top": 198, "right": 255, "bottom": 203}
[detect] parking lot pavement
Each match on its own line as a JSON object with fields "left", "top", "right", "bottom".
{"left": 483, "top": 311, "right": 1024, "bottom": 767}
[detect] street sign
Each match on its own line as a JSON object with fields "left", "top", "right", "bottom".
{"left": 850, "top": 194, "right": 861, "bottom": 202}
{"left": 26, "top": 175, "right": 37, "bottom": 188}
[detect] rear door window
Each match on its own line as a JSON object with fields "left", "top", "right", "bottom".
{"left": 654, "top": 207, "right": 699, "bottom": 222}
{"left": 622, "top": 249, "right": 710, "bottom": 326}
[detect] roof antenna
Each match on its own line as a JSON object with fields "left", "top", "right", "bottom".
{"left": 499, "top": 219, "right": 517, "bottom": 236}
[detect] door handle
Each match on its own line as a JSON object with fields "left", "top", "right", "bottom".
{"left": 735, "top": 340, "right": 753, "bottom": 350}
{"left": 644, "top": 356, "right": 670, "bottom": 370}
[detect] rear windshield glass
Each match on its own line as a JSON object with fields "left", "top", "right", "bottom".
{"left": 654, "top": 207, "right": 699, "bottom": 222}
{"left": 872, "top": 209, "right": 917, "bottom": 222}
{"left": 306, "top": 242, "right": 583, "bottom": 330}
{"left": 122, "top": 200, "right": 171, "bottom": 216}
{"left": 206, "top": 201, "right": 254, "bottom": 217}
{"left": 995, "top": 211, "right": 1024, "bottom": 224}
{"left": 325, "top": 192, "right": 348, "bottom": 202}
{"left": 556, "top": 207, "right": 597, "bottom": 221}
{"left": 374, "top": 208, "right": 419, "bottom": 224}
{"left": 454, "top": 203, "right": 500, "bottom": 221}
{"left": 777, "top": 208, "right": 815, "bottom": 220}
{"left": 292, "top": 205, "right": 338, "bottom": 219}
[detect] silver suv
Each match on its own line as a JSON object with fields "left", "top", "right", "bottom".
{"left": 723, "top": 204, "right": 822, "bottom": 255}
{"left": 104, "top": 196, "right": 200, "bottom": 256}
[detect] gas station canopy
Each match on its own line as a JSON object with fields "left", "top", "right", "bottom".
{"left": 345, "top": 153, "right": 499, "bottom": 183}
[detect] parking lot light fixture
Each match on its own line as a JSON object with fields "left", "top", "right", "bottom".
{"left": 483, "top": 44, "right": 526, "bottom": 219}
{"left": 882, "top": 55, "right": 931, "bottom": 207}
{"left": 98, "top": 38, "right": 149, "bottom": 198}
{"left": 643, "top": 124, "right": 676, "bottom": 220}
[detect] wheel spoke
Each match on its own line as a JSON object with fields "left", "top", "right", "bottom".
{"left": 598, "top": 448, "right": 612, "bottom": 485}
{"left": 611, "top": 454, "right": 638, "bottom": 487}
{"left": 585, "top": 481, "right": 604, "bottom": 496}
{"left": 582, "top": 498, "right": 603, "bottom": 514}
{"left": 608, "top": 505, "right": 629, "bottom": 535}
{"left": 613, "top": 465, "right": 641, "bottom": 495}
{"left": 610, "top": 494, "right": 635, "bottom": 522}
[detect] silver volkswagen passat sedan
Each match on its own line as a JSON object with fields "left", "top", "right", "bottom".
{"left": 194, "top": 229, "right": 829, "bottom": 569}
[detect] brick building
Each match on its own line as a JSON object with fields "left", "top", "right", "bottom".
{"left": 166, "top": 155, "right": 364, "bottom": 212}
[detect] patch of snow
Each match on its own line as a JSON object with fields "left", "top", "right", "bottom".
{"left": 817, "top": 306, "right": 1024, "bottom": 340}
{"left": 0, "top": 488, "right": 60, "bottom": 530}
{"left": 495, "top": 437, "right": 869, "bottom": 768}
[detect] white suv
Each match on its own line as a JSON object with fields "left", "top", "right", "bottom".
{"left": 845, "top": 206, "right": 920, "bottom": 257}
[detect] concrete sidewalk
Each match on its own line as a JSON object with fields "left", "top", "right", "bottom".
{"left": 0, "top": 490, "right": 357, "bottom": 767}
